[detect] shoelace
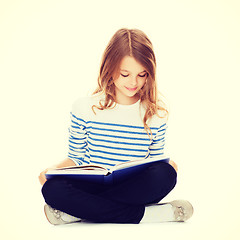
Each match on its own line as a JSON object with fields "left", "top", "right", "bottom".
{"left": 49, "top": 206, "right": 63, "bottom": 219}
{"left": 175, "top": 206, "right": 186, "bottom": 221}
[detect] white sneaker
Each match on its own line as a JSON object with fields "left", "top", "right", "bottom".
{"left": 168, "top": 200, "right": 194, "bottom": 222}
{"left": 44, "top": 204, "right": 81, "bottom": 225}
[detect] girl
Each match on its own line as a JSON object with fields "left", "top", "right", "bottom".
{"left": 39, "top": 28, "right": 193, "bottom": 225}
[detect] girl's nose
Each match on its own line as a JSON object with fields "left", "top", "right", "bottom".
{"left": 129, "top": 76, "right": 137, "bottom": 86}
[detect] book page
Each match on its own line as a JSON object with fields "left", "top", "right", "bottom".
{"left": 46, "top": 164, "right": 110, "bottom": 176}
{"left": 52, "top": 164, "right": 108, "bottom": 171}
{"left": 112, "top": 155, "right": 169, "bottom": 171}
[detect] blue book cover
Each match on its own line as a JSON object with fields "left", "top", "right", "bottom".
{"left": 46, "top": 156, "right": 169, "bottom": 184}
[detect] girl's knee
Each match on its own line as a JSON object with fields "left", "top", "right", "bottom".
{"left": 41, "top": 178, "right": 65, "bottom": 203}
{"left": 151, "top": 162, "right": 177, "bottom": 176}
{"left": 150, "top": 162, "right": 177, "bottom": 188}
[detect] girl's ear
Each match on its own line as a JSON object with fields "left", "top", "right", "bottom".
{"left": 144, "top": 78, "right": 148, "bottom": 86}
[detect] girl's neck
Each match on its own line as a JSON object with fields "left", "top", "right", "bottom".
{"left": 115, "top": 93, "right": 140, "bottom": 106}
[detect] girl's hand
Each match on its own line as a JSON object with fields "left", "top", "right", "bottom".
{"left": 169, "top": 159, "right": 178, "bottom": 172}
{"left": 38, "top": 158, "right": 76, "bottom": 186}
{"left": 38, "top": 167, "right": 55, "bottom": 186}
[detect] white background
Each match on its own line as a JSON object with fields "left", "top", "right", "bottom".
{"left": 0, "top": 0, "right": 239, "bottom": 239}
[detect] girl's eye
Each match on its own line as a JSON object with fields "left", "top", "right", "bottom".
{"left": 139, "top": 73, "right": 147, "bottom": 78}
{"left": 121, "top": 74, "right": 129, "bottom": 77}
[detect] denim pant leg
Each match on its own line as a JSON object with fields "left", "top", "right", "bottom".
{"left": 42, "top": 177, "right": 144, "bottom": 223}
{"left": 41, "top": 162, "right": 177, "bottom": 223}
{"left": 99, "top": 162, "right": 177, "bottom": 205}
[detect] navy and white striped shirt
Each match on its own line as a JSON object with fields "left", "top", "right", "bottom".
{"left": 68, "top": 94, "right": 167, "bottom": 169}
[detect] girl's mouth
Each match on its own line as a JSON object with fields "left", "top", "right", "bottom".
{"left": 125, "top": 87, "right": 137, "bottom": 91}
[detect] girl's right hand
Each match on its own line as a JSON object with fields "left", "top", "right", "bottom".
{"left": 38, "top": 167, "right": 54, "bottom": 186}
{"left": 38, "top": 158, "right": 76, "bottom": 186}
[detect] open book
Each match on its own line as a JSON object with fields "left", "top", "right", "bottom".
{"left": 46, "top": 155, "right": 169, "bottom": 184}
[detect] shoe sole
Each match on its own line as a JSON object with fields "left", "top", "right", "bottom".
{"left": 169, "top": 200, "right": 194, "bottom": 222}
{"left": 44, "top": 204, "right": 60, "bottom": 225}
{"left": 44, "top": 205, "right": 81, "bottom": 225}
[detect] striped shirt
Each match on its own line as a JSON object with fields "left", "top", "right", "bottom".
{"left": 68, "top": 94, "right": 168, "bottom": 169}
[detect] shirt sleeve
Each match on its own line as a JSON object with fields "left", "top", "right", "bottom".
{"left": 67, "top": 110, "right": 89, "bottom": 166}
{"left": 148, "top": 122, "right": 167, "bottom": 158}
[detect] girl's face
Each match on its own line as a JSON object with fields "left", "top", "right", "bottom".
{"left": 113, "top": 56, "right": 147, "bottom": 105}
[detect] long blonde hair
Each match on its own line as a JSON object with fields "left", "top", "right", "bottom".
{"left": 92, "top": 28, "right": 168, "bottom": 136}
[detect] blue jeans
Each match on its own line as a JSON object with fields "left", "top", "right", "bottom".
{"left": 42, "top": 162, "right": 177, "bottom": 224}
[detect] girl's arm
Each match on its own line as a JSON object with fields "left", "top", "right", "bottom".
{"left": 38, "top": 158, "right": 76, "bottom": 186}
{"left": 54, "top": 158, "right": 76, "bottom": 169}
{"left": 149, "top": 123, "right": 178, "bottom": 172}
{"left": 39, "top": 100, "right": 88, "bottom": 185}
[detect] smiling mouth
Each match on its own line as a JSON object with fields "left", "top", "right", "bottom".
{"left": 125, "top": 87, "right": 137, "bottom": 91}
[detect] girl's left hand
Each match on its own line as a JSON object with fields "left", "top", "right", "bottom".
{"left": 169, "top": 160, "right": 178, "bottom": 172}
